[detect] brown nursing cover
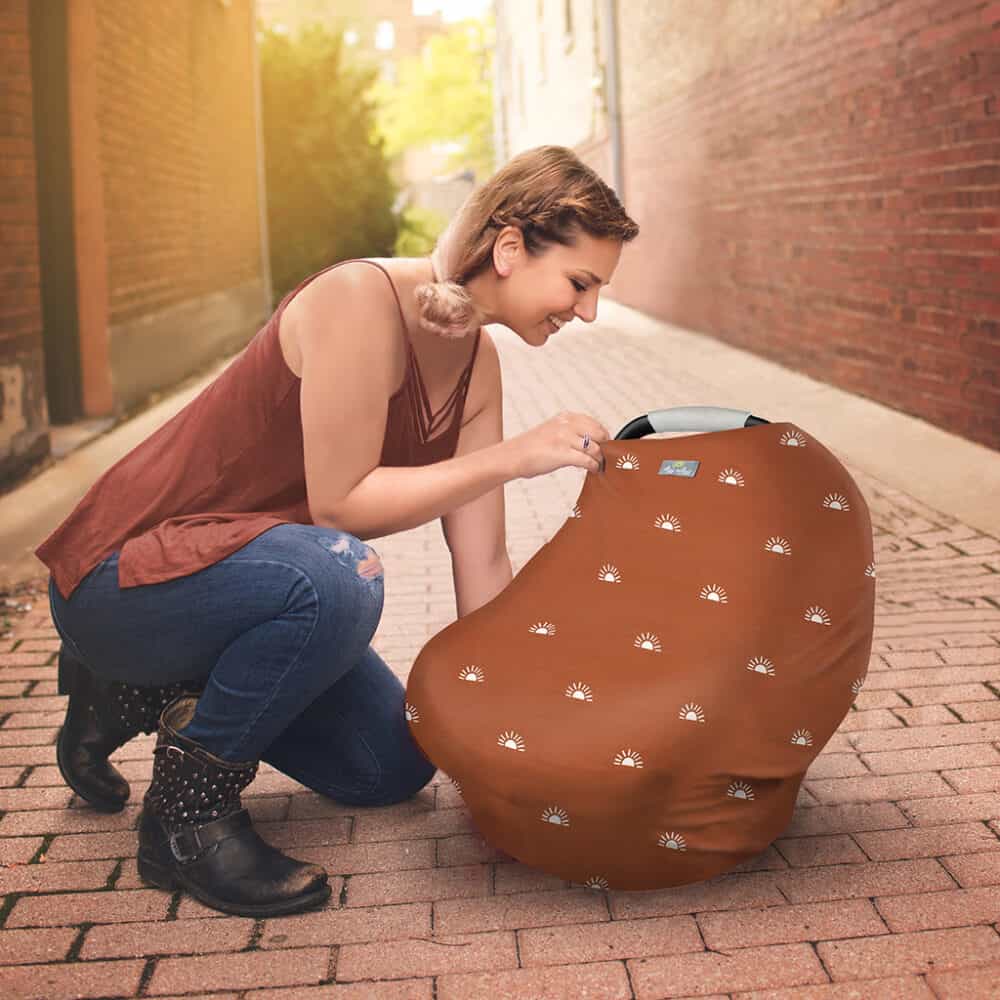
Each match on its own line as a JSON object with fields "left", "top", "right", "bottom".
{"left": 406, "top": 421, "right": 876, "bottom": 891}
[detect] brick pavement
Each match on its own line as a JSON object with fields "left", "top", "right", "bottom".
{"left": 1, "top": 326, "right": 999, "bottom": 998}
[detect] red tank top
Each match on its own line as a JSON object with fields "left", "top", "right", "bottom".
{"left": 36, "top": 259, "right": 482, "bottom": 600}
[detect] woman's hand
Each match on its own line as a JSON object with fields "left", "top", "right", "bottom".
{"left": 507, "top": 411, "right": 610, "bottom": 480}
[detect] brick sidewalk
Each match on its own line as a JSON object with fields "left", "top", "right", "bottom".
{"left": 1, "top": 326, "right": 999, "bottom": 998}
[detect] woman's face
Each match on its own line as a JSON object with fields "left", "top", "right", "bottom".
{"left": 492, "top": 229, "right": 624, "bottom": 345}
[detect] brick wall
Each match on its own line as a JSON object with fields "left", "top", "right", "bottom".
{"left": 0, "top": 0, "right": 48, "bottom": 484}
{"left": 614, "top": 0, "right": 1000, "bottom": 450}
{"left": 94, "top": 0, "right": 262, "bottom": 325}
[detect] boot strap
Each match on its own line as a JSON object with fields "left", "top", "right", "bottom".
{"left": 168, "top": 808, "right": 253, "bottom": 863}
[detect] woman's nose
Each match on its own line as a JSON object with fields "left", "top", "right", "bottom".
{"left": 575, "top": 296, "right": 598, "bottom": 323}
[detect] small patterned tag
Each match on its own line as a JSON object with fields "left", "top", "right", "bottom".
{"left": 658, "top": 459, "right": 700, "bottom": 478}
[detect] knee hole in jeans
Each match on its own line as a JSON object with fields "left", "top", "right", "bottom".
{"left": 326, "top": 536, "right": 383, "bottom": 580}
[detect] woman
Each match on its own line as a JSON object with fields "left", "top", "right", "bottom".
{"left": 37, "top": 145, "right": 640, "bottom": 917}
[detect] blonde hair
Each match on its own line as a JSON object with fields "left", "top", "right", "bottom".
{"left": 414, "top": 145, "right": 640, "bottom": 339}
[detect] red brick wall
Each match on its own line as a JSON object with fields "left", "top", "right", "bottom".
{"left": 614, "top": 0, "right": 1000, "bottom": 451}
{"left": 0, "top": 0, "right": 47, "bottom": 482}
{"left": 94, "top": 0, "right": 262, "bottom": 325}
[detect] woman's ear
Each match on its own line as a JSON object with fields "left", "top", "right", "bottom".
{"left": 493, "top": 225, "right": 522, "bottom": 278}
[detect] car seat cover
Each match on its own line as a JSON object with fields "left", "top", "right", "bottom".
{"left": 405, "top": 421, "right": 876, "bottom": 890}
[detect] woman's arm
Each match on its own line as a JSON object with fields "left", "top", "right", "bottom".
{"left": 453, "top": 553, "right": 513, "bottom": 619}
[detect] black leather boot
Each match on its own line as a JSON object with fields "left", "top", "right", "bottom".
{"left": 56, "top": 645, "right": 203, "bottom": 813}
{"left": 137, "top": 695, "right": 331, "bottom": 917}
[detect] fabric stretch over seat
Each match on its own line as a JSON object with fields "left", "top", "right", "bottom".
{"left": 405, "top": 421, "right": 876, "bottom": 891}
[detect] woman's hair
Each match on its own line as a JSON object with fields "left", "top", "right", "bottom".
{"left": 414, "top": 145, "right": 640, "bottom": 339}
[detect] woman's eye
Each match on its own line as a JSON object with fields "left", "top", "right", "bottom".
{"left": 570, "top": 279, "right": 587, "bottom": 292}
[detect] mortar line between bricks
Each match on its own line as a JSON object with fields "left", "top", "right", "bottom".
{"left": 66, "top": 921, "right": 91, "bottom": 960}
{"left": 0, "top": 892, "right": 21, "bottom": 927}
{"left": 136, "top": 956, "right": 156, "bottom": 997}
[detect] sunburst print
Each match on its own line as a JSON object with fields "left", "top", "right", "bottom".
{"left": 653, "top": 513, "right": 682, "bottom": 532}
{"left": 404, "top": 702, "right": 420, "bottom": 723}
{"left": 616, "top": 453, "right": 640, "bottom": 470}
{"left": 823, "top": 492, "right": 851, "bottom": 511}
{"left": 613, "top": 748, "right": 645, "bottom": 768}
{"left": 679, "top": 702, "right": 706, "bottom": 723}
{"left": 865, "top": 561, "right": 876, "bottom": 578}
{"left": 718, "top": 467, "right": 745, "bottom": 487}
{"left": 700, "top": 584, "right": 729, "bottom": 604}
{"left": 565, "top": 681, "right": 594, "bottom": 702}
{"left": 634, "top": 632, "right": 662, "bottom": 653}
{"left": 790, "top": 728, "right": 813, "bottom": 746}
{"left": 540, "top": 806, "right": 570, "bottom": 826}
{"left": 498, "top": 730, "right": 526, "bottom": 752}
{"left": 850, "top": 676, "right": 865, "bottom": 696}
{"left": 598, "top": 564, "right": 622, "bottom": 583}
{"left": 746, "top": 656, "right": 775, "bottom": 676}
{"left": 764, "top": 536, "right": 792, "bottom": 556}
{"left": 804, "top": 606, "right": 832, "bottom": 626}
{"left": 779, "top": 430, "right": 807, "bottom": 448}
{"left": 727, "top": 780, "right": 755, "bottom": 800}
{"left": 570, "top": 503, "right": 582, "bottom": 518}
{"left": 528, "top": 621, "right": 557, "bottom": 636}
{"left": 582, "top": 875, "right": 610, "bottom": 890}
{"left": 451, "top": 776, "right": 463, "bottom": 795}
{"left": 658, "top": 831, "right": 688, "bottom": 851}
{"left": 458, "top": 665, "right": 485, "bottom": 683}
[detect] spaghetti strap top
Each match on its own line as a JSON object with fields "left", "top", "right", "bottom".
{"left": 35, "top": 258, "right": 483, "bottom": 600}
{"left": 344, "top": 260, "right": 482, "bottom": 451}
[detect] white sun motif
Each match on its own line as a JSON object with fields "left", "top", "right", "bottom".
{"left": 679, "top": 702, "right": 705, "bottom": 723}
{"left": 727, "top": 780, "right": 755, "bottom": 800}
{"left": 598, "top": 564, "right": 622, "bottom": 583}
{"left": 658, "top": 831, "right": 688, "bottom": 851}
{"left": 565, "top": 681, "right": 593, "bottom": 702}
{"left": 790, "top": 729, "right": 813, "bottom": 746}
{"left": 570, "top": 503, "right": 582, "bottom": 518}
{"left": 764, "top": 536, "right": 792, "bottom": 556}
{"left": 528, "top": 621, "right": 557, "bottom": 636}
{"left": 404, "top": 702, "right": 420, "bottom": 723}
{"left": 779, "top": 430, "right": 807, "bottom": 448}
{"left": 850, "top": 676, "right": 865, "bottom": 696}
{"left": 451, "top": 776, "right": 463, "bottom": 795}
{"left": 746, "top": 656, "right": 775, "bottom": 676}
{"left": 718, "top": 468, "right": 745, "bottom": 487}
{"left": 458, "top": 665, "right": 485, "bottom": 683}
{"left": 865, "top": 561, "right": 876, "bottom": 578}
{"left": 582, "top": 875, "right": 610, "bottom": 891}
{"left": 823, "top": 492, "right": 851, "bottom": 511}
{"left": 804, "top": 606, "right": 832, "bottom": 626}
{"left": 616, "top": 453, "right": 640, "bottom": 470}
{"left": 700, "top": 584, "right": 729, "bottom": 604}
{"left": 498, "top": 730, "right": 526, "bottom": 752}
{"left": 634, "top": 632, "right": 662, "bottom": 653}
{"left": 653, "top": 513, "right": 682, "bottom": 532}
{"left": 540, "top": 806, "right": 570, "bottom": 827}
{"left": 613, "top": 748, "right": 645, "bottom": 768}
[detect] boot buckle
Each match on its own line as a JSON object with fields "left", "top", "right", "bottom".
{"left": 168, "top": 828, "right": 203, "bottom": 863}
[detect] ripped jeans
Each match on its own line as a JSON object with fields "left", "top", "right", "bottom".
{"left": 46, "top": 524, "right": 437, "bottom": 806}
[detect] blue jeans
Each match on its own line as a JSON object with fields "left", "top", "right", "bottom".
{"left": 47, "top": 523, "right": 437, "bottom": 807}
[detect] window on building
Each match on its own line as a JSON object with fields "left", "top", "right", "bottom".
{"left": 518, "top": 52, "right": 525, "bottom": 122}
{"left": 375, "top": 20, "right": 395, "bottom": 51}
{"left": 537, "top": 0, "right": 546, "bottom": 83}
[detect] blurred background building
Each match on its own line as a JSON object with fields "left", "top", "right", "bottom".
{"left": 494, "top": 0, "right": 1000, "bottom": 453}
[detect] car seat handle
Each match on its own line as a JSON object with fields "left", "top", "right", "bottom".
{"left": 614, "top": 406, "right": 771, "bottom": 440}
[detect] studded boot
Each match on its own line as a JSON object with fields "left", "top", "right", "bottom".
{"left": 57, "top": 645, "right": 204, "bottom": 812}
{"left": 137, "top": 694, "right": 331, "bottom": 917}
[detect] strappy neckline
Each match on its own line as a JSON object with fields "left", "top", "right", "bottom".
{"left": 278, "top": 258, "right": 480, "bottom": 447}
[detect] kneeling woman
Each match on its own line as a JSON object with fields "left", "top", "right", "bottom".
{"left": 37, "top": 144, "right": 639, "bottom": 917}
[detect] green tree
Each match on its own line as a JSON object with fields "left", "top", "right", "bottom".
{"left": 259, "top": 23, "right": 399, "bottom": 303}
{"left": 370, "top": 15, "right": 495, "bottom": 184}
